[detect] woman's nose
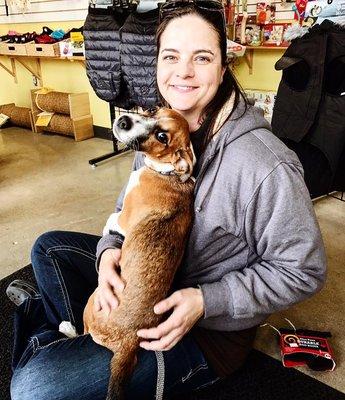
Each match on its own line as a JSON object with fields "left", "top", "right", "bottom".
{"left": 176, "top": 61, "right": 195, "bottom": 78}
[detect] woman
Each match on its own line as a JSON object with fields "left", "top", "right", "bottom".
{"left": 9, "top": 2, "right": 326, "bottom": 399}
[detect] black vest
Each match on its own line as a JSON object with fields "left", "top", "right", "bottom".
{"left": 272, "top": 20, "right": 345, "bottom": 197}
{"left": 83, "top": 6, "right": 159, "bottom": 110}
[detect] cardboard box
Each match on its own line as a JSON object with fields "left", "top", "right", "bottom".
{"left": 0, "top": 42, "right": 27, "bottom": 56}
{"left": 26, "top": 42, "right": 60, "bottom": 57}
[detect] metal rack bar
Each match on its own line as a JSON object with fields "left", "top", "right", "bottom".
{"left": 88, "top": 103, "right": 130, "bottom": 167}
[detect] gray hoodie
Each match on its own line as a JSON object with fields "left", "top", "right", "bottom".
{"left": 97, "top": 101, "right": 327, "bottom": 332}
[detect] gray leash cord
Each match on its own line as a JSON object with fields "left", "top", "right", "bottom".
{"left": 155, "top": 351, "right": 165, "bottom": 400}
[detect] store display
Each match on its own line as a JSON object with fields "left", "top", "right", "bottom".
{"left": 83, "top": 5, "right": 158, "bottom": 109}
{"left": 245, "top": 90, "right": 276, "bottom": 122}
{"left": 0, "top": 103, "right": 32, "bottom": 129}
{"left": 240, "top": 0, "right": 248, "bottom": 44}
{"left": 0, "top": 25, "right": 85, "bottom": 58}
{"left": 0, "top": 103, "right": 16, "bottom": 116}
{"left": 244, "top": 16, "right": 262, "bottom": 46}
{"left": 227, "top": 39, "right": 246, "bottom": 57}
{"left": 256, "top": 2, "right": 276, "bottom": 24}
{"left": 43, "top": 114, "right": 74, "bottom": 135}
{"left": 293, "top": 0, "right": 308, "bottom": 22}
{"left": 35, "top": 91, "right": 71, "bottom": 115}
{"left": 304, "top": 0, "right": 345, "bottom": 26}
{"left": 272, "top": 19, "right": 345, "bottom": 197}
{"left": 10, "top": 106, "right": 32, "bottom": 128}
{"left": 83, "top": 6, "right": 126, "bottom": 104}
{"left": 30, "top": 89, "right": 94, "bottom": 141}
{"left": 263, "top": 23, "right": 290, "bottom": 46}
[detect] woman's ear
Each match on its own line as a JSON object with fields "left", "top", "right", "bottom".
{"left": 220, "top": 66, "right": 226, "bottom": 83}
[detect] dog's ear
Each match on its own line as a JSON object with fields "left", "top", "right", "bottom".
{"left": 172, "top": 149, "right": 194, "bottom": 182}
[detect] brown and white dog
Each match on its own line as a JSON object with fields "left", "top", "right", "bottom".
{"left": 83, "top": 108, "right": 195, "bottom": 400}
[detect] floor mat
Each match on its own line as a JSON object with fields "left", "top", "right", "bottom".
{"left": 1, "top": 265, "right": 344, "bottom": 400}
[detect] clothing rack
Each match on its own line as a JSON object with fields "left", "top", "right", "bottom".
{"left": 87, "top": 0, "right": 159, "bottom": 167}
{"left": 88, "top": 104, "right": 138, "bottom": 168}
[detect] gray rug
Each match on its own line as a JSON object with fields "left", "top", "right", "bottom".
{"left": 1, "top": 265, "right": 345, "bottom": 400}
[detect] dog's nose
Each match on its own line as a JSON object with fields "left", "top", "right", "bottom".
{"left": 117, "top": 116, "right": 133, "bottom": 131}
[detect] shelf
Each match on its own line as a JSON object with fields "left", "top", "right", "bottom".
{"left": 244, "top": 46, "right": 288, "bottom": 75}
{"left": 0, "top": 54, "right": 85, "bottom": 85}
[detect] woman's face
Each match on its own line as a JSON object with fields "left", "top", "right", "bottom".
{"left": 157, "top": 14, "right": 225, "bottom": 124}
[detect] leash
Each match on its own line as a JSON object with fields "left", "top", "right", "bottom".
{"left": 155, "top": 351, "right": 165, "bottom": 400}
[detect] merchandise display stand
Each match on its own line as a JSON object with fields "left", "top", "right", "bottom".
{"left": 244, "top": 46, "right": 288, "bottom": 74}
{"left": 0, "top": 55, "right": 85, "bottom": 86}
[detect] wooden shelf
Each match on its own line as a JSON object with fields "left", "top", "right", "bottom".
{"left": 244, "top": 46, "right": 288, "bottom": 75}
{"left": 0, "top": 54, "right": 85, "bottom": 86}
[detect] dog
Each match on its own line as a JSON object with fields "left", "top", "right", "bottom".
{"left": 83, "top": 108, "right": 195, "bottom": 400}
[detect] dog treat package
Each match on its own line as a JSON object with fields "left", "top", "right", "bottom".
{"left": 279, "top": 329, "right": 336, "bottom": 371}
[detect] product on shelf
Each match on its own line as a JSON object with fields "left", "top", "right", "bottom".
{"left": 227, "top": 39, "right": 246, "bottom": 57}
{"left": 0, "top": 103, "right": 33, "bottom": 130}
{"left": 245, "top": 90, "right": 277, "bottom": 123}
{"left": 304, "top": 0, "right": 345, "bottom": 26}
{"left": 262, "top": 23, "right": 290, "bottom": 46}
{"left": 30, "top": 89, "right": 93, "bottom": 141}
{"left": 256, "top": 2, "right": 276, "bottom": 24}
{"left": 0, "top": 25, "right": 84, "bottom": 58}
{"left": 244, "top": 16, "right": 262, "bottom": 46}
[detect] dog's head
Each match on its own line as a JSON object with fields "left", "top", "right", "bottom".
{"left": 113, "top": 108, "right": 195, "bottom": 182}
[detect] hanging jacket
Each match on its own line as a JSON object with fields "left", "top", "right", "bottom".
{"left": 120, "top": 9, "right": 160, "bottom": 109}
{"left": 272, "top": 20, "right": 345, "bottom": 194}
{"left": 96, "top": 98, "right": 326, "bottom": 331}
{"left": 83, "top": 6, "right": 134, "bottom": 108}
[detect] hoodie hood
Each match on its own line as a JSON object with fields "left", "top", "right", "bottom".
{"left": 207, "top": 95, "right": 272, "bottom": 157}
{"left": 194, "top": 96, "right": 272, "bottom": 211}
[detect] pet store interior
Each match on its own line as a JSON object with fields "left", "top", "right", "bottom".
{"left": 0, "top": 0, "right": 344, "bottom": 399}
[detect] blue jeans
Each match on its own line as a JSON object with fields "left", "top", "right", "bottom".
{"left": 10, "top": 231, "right": 219, "bottom": 400}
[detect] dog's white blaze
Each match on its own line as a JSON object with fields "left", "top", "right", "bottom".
{"left": 113, "top": 114, "right": 156, "bottom": 144}
{"left": 144, "top": 156, "right": 175, "bottom": 173}
{"left": 102, "top": 169, "right": 143, "bottom": 236}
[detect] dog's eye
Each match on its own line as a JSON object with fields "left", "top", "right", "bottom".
{"left": 155, "top": 131, "right": 168, "bottom": 145}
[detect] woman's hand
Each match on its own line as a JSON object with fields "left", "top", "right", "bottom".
{"left": 137, "top": 288, "right": 204, "bottom": 351}
{"left": 94, "top": 248, "right": 125, "bottom": 315}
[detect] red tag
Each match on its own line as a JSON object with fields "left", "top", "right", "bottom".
{"left": 280, "top": 333, "right": 336, "bottom": 371}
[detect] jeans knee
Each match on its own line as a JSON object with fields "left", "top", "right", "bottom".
{"left": 31, "top": 231, "right": 63, "bottom": 266}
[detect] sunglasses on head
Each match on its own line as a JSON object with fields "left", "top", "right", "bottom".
{"left": 159, "top": 0, "right": 226, "bottom": 27}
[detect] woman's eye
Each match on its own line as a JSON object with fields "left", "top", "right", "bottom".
{"left": 162, "top": 55, "right": 177, "bottom": 62}
{"left": 195, "top": 56, "right": 211, "bottom": 63}
{"left": 155, "top": 132, "right": 168, "bottom": 144}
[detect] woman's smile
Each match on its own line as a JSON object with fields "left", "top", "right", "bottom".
{"left": 170, "top": 84, "right": 199, "bottom": 93}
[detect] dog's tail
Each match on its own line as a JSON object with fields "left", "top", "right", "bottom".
{"left": 106, "top": 343, "right": 138, "bottom": 400}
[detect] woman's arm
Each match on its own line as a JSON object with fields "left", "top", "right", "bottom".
{"left": 137, "top": 162, "right": 327, "bottom": 349}
{"left": 199, "top": 162, "right": 327, "bottom": 321}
